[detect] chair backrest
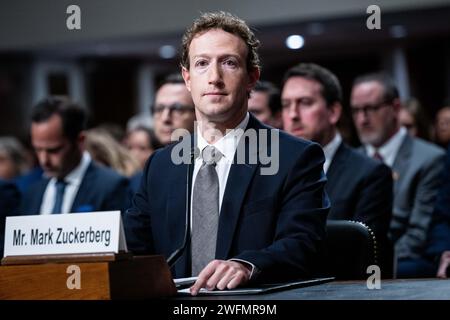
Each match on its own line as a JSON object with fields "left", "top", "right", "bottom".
{"left": 317, "top": 220, "right": 378, "bottom": 280}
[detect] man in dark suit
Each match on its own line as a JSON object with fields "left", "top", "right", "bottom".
{"left": 124, "top": 12, "right": 330, "bottom": 295}
{"left": 399, "top": 145, "right": 450, "bottom": 278}
{"left": 351, "top": 73, "right": 446, "bottom": 277}
{"left": 20, "top": 97, "right": 131, "bottom": 216}
{"left": 0, "top": 179, "right": 20, "bottom": 257}
{"left": 248, "top": 81, "right": 283, "bottom": 129}
{"left": 281, "top": 63, "right": 393, "bottom": 276}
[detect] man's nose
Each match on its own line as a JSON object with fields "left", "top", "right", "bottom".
{"left": 160, "top": 107, "right": 173, "bottom": 123}
{"left": 287, "top": 104, "right": 300, "bottom": 120}
{"left": 38, "top": 151, "right": 50, "bottom": 166}
{"left": 208, "top": 62, "right": 223, "bottom": 85}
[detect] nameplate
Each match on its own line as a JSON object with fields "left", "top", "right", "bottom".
{"left": 3, "top": 211, "right": 127, "bottom": 257}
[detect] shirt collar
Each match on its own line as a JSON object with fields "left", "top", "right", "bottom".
{"left": 365, "top": 126, "right": 407, "bottom": 167}
{"left": 323, "top": 132, "right": 342, "bottom": 173}
{"left": 196, "top": 112, "right": 250, "bottom": 162}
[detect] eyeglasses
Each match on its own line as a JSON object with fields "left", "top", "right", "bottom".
{"left": 152, "top": 103, "right": 194, "bottom": 116}
{"left": 351, "top": 102, "right": 389, "bottom": 117}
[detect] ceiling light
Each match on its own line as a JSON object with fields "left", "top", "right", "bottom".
{"left": 159, "top": 45, "right": 176, "bottom": 59}
{"left": 286, "top": 35, "right": 304, "bottom": 50}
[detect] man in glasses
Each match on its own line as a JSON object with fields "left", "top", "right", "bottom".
{"left": 351, "top": 72, "right": 446, "bottom": 277}
{"left": 282, "top": 63, "right": 393, "bottom": 277}
{"left": 153, "top": 73, "right": 195, "bottom": 146}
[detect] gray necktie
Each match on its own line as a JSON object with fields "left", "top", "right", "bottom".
{"left": 191, "top": 145, "right": 222, "bottom": 276}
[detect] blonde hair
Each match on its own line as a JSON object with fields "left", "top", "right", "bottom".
{"left": 0, "top": 136, "right": 30, "bottom": 176}
{"left": 85, "top": 128, "right": 140, "bottom": 177}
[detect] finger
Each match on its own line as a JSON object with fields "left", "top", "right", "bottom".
{"left": 190, "top": 261, "right": 219, "bottom": 296}
{"left": 216, "top": 267, "right": 236, "bottom": 290}
{"left": 227, "top": 271, "right": 247, "bottom": 289}
{"left": 205, "top": 262, "right": 229, "bottom": 290}
{"left": 437, "top": 260, "right": 450, "bottom": 279}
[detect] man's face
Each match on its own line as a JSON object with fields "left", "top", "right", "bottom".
{"left": 126, "top": 130, "right": 154, "bottom": 169}
{"left": 435, "top": 107, "right": 450, "bottom": 145}
{"left": 31, "top": 114, "right": 82, "bottom": 179}
{"left": 350, "top": 81, "right": 399, "bottom": 147}
{"left": 281, "top": 76, "right": 340, "bottom": 146}
{"left": 248, "top": 91, "right": 273, "bottom": 125}
{"left": 182, "top": 29, "right": 259, "bottom": 128}
{"left": 399, "top": 107, "right": 417, "bottom": 137}
{"left": 153, "top": 83, "right": 195, "bottom": 145}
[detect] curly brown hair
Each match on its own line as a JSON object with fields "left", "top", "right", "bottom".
{"left": 180, "top": 11, "right": 260, "bottom": 73}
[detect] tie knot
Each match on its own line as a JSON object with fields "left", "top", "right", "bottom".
{"left": 55, "top": 179, "right": 67, "bottom": 188}
{"left": 201, "top": 146, "right": 222, "bottom": 165}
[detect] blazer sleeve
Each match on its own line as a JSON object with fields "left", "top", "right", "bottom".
{"left": 103, "top": 175, "right": 133, "bottom": 215}
{"left": 0, "top": 181, "right": 21, "bottom": 256}
{"left": 233, "top": 143, "right": 330, "bottom": 282}
{"left": 395, "top": 151, "right": 446, "bottom": 259}
{"left": 123, "top": 154, "right": 156, "bottom": 255}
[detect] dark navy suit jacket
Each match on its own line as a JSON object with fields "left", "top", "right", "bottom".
{"left": 328, "top": 142, "right": 394, "bottom": 276}
{"left": 124, "top": 115, "right": 330, "bottom": 282}
{"left": 0, "top": 180, "right": 21, "bottom": 256}
{"left": 20, "top": 161, "right": 132, "bottom": 215}
{"left": 327, "top": 142, "right": 393, "bottom": 240}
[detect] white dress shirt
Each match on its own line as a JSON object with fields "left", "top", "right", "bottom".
{"left": 191, "top": 113, "right": 257, "bottom": 275}
{"left": 365, "top": 126, "right": 407, "bottom": 168}
{"left": 40, "top": 152, "right": 92, "bottom": 215}
{"left": 322, "top": 132, "right": 343, "bottom": 174}
{"left": 192, "top": 113, "right": 250, "bottom": 211}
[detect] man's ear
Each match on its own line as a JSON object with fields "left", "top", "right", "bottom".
{"left": 182, "top": 67, "right": 191, "bottom": 92}
{"left": 329, "top": 102, "right": 342, "bottom": 125}
{"left": 77, "top": 132, "right": 86, "bottom": 151}
{"left": 392, "top": 98, "right": 402, "bottom": 114}
{"left": 247, "top": 67, "right": 260, "bottom": 93}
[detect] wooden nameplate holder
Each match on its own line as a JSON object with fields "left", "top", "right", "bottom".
{"left": 0, "top": 252, "right": 177, "bottom": 300}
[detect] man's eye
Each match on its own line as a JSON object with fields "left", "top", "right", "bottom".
{"left": 299, "top": 99, "right": 313, "bottom": 106}
{"left": 195, "top": 60, "right": 208, "bottom": 67}
{"left": 224, "top": 60, "right": 237, "bottom": 67}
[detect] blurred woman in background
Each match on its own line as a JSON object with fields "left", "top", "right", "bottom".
{"left": 399, "top": 98, "right": 432, "bottom": 141}
{"left": 434, "top": 106, "right": 450, "bottom": 149}
{"left": 0, "top": 136, "right": 30, "bottom": 181}
{"left": 85, "top": 128, "right": 141, "bottom": 178}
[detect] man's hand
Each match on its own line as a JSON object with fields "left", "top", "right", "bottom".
{"left": 190, "top": 260, "right": 251, "bottom": 296}
{"left": 437, "top": 251, "right": 450, "bottom": 278}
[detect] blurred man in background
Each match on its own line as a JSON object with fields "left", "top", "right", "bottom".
{"left": 248, "top": 81, "right": 282, "bottom": 128}
{"left": 282, "top": 63, "right": 393, "bottom": 277}
{"left": 21, "top": 96, "right": 132, "bottom": 215}
{"left": 350, "top": 73, "right": 446, "bottom": 277}
{"left": 153, "top": 73, "right": 196, "bottom": 146}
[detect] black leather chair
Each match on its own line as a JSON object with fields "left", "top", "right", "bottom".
{"left": 316, "top": 220, "right": 378, "bottom": 280}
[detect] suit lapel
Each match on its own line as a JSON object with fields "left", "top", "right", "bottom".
{"left": 325, "top": 142, "right": 346, "bottom": 198}
{"left": 71, "top": 162, "right": 95, "bottom": 211}
{"left": 392, "top": 134, "right": 412, "bottom": 194}
{"left": 167, "top": 137, "right": 195, "bottom": 277}
{"left": 215, "top": 115, "right": 260, "bottom": 260}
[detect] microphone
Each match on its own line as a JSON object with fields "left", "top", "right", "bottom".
{"left": 167, "top": 146, "right": 198, "bottom": 268}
